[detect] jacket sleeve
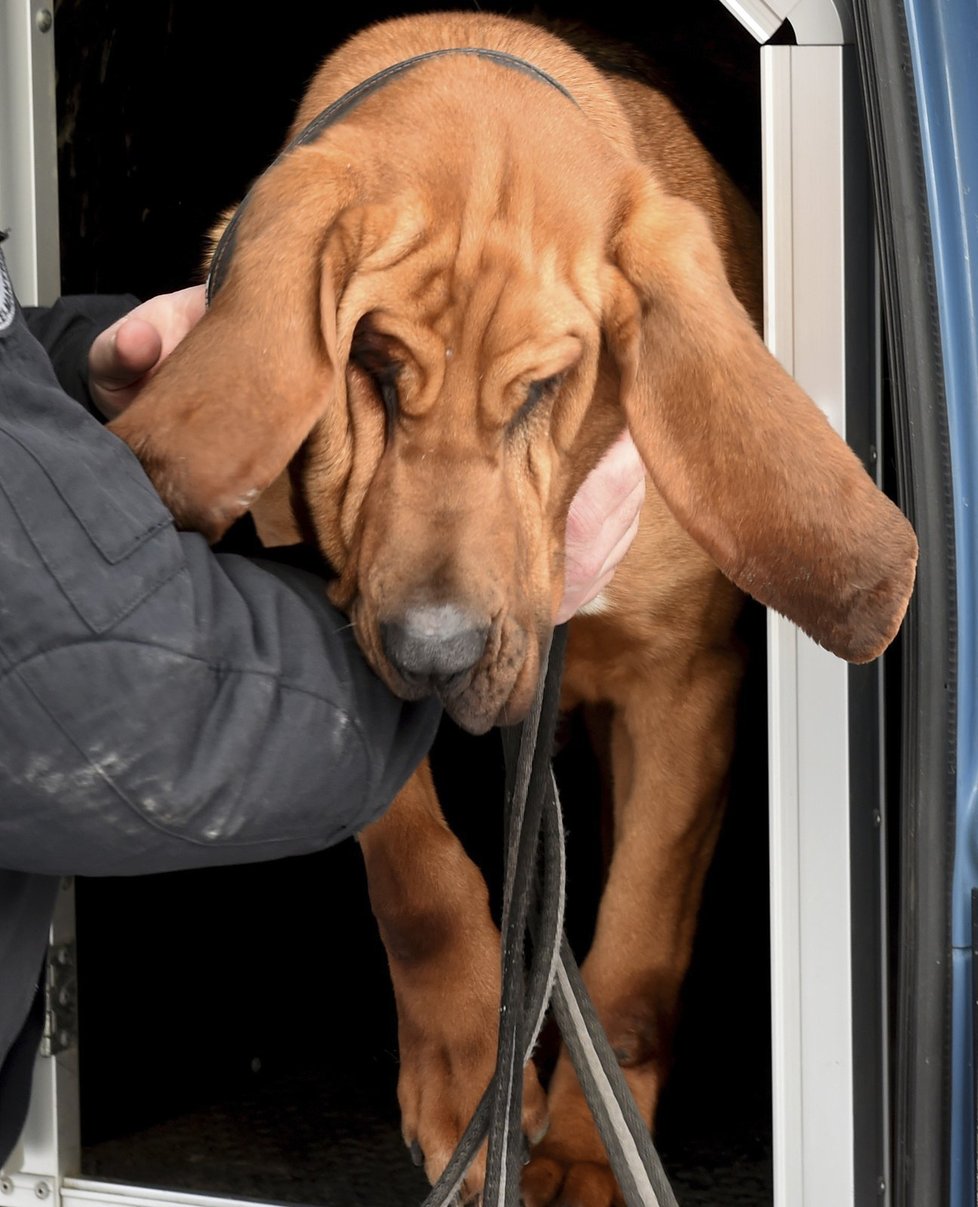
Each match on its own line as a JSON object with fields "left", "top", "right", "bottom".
{"left": 0, "top": 269, "right": 441, "bottom": 878}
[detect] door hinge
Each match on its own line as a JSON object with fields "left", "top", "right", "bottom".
{"left": 41, "top": 942, "right": 77, "bottom": 1056}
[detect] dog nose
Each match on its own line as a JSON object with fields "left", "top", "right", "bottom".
{"left": 380, "top": 604, "right": 489, "bottom": 687}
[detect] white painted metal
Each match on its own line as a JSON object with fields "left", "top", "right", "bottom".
{"left": 0, "top": 0, "right": 60, "bottom": 302}
{"left": 2, "top": 881, "right": 82, "bottom": 1187}
{"left": 763, "top": 44, "right": 872, "bottom": 1207}
{"left": 0, "top": 1171, "right": 58, "bottom": 1207}
{"left": 718, "top": 0, "right": 853, "bottom": 44}
{"left": 60, "top": 1179, "right": 272, "bottom": 1207}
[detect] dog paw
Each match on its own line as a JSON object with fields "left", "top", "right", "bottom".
{"left": 519, "top": 1049, "right": 661, "bottom": 1207}
{"left": 522, "top": 1148, "right": 623, "bottom": 1207}
{"left": 399, "top": 1053, "right": 548, "bottom": 1202}
{"left": 520, "top": 1075, "right": 621, "bottom": 1206}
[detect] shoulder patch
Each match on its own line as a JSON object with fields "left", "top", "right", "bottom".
{"left": 0, "top": 250, "right": 14, "bottom": 333}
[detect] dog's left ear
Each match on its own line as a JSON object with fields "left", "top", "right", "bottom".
{"left": 109, "top": 147, "right": 359, "bottom": 543}
{"left": 606, "top": 177, "right": 917, "bottom": 663}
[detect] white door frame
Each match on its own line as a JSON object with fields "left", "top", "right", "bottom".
{"left": 0, "top": 0, "right": 60, "bottom": 303}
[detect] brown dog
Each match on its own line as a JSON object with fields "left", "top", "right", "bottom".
{"left": 110, "top": 12, "right": 917, "bottom": 1205}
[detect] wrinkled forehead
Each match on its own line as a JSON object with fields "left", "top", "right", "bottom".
{"left": 463, "top": 228, "right": 603, "bottom": 329}
{"left": 337, "top": 213, "right": 606, "bottom": 367}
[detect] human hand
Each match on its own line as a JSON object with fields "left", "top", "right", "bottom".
{"left": 88, "top": 285, "right": 206, "bottom": 419}
{"left": 556, "top": 428, "right": 646, "bottom": 624}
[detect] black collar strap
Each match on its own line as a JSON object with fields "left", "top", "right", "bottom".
{"left": 206, "top": 47, "right": 579, "bottom": 303}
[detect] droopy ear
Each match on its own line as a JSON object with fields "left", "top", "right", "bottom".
{"left": 109, "top": 147, "right": 359, "bottom": 543}
{"left": 607, "top": 179, "right": 918, "bottom": 663}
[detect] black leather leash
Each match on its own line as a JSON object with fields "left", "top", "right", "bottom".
{"left": 422, "top": 625, "right": 681, "bottom": 1207}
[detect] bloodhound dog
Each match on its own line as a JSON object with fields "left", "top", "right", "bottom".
{"left": 110, "top": 11, "right": 918, "bottom": 1205}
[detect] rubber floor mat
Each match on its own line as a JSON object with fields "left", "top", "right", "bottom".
{"left": 83, "top": 1060, "right": 772, "bottom": 1206}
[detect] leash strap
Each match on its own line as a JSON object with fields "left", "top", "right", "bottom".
{"left": 421, "top": 634, "right": 567, "bottom": 1207}
{"left": 483, "top": 627, "right": 568, "bottom": 1205}
{"left": 551, "top": 942, "right": 680, "bottom": 1207}
{"left": 423, "top": 625, "right": 681, "bottom": 1207}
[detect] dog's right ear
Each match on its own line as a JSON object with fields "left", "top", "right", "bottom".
{"left": 109, "top": 147, "right": 361, "bottom": 543}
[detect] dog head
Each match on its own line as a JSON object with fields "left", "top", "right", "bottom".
{"left": 110, "top": 50, "right": 917, "bottom": 734}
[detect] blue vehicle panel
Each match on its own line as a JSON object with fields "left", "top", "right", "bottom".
{"left": 905, "top": 0, "right": 978, "bottom": 1200}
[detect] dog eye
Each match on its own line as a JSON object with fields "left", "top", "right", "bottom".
{"left": 528, "top": 373, "right": 564, "bottom": 406}
{"left": 369, "top": 364, "right": 401, "bottom": 421}
{"left": 350, "top": 341, "right": 401, "bottom": 422}
{"left": 510, "top": 373, "right": 564, "bottom": 431}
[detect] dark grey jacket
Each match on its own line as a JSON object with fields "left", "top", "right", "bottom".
{"left": 0, "top": 251, "right": 440, "bottom": 1164}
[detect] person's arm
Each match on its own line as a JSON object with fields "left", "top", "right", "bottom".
{"left": 1, "top": 267, "right": 441, "bottom": 878}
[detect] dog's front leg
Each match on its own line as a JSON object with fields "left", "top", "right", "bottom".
{"left": 523, "top": 640, "right": 746, "bottom": 1207}
{"left": 359, "top": 757, "right": 548, "bottom": 1199}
